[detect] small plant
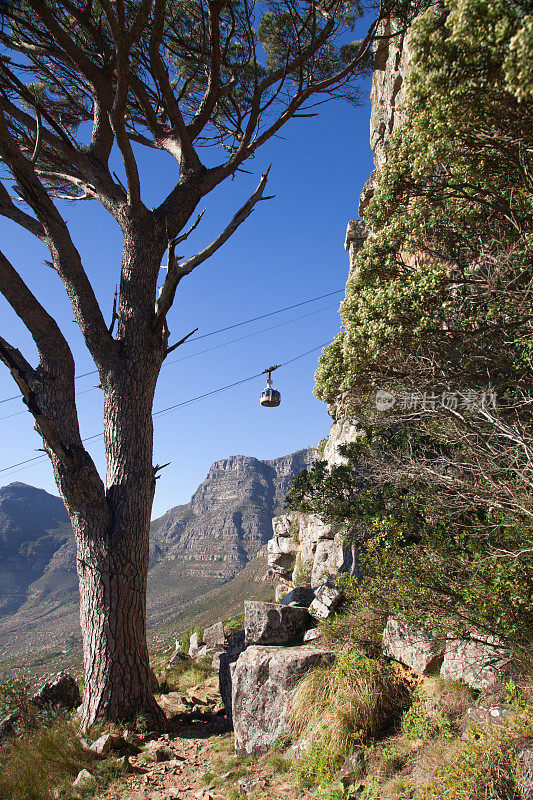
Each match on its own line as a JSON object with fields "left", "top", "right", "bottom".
{"left": 316, "top": 438, "right": 329, "bottom": 458}
{"left": 293, "top": 559, "right": 313, "bottom": 587}
{"left": 267, "top": 753, "right": 290, "bottom": 773}
{"left": 0, "top": 676, "right": 34, "bottom": 728}
{"left": 226, "top": 613, "right": 245, "bottom": 632}
{"left": 402, "top": 691, "right": 457, "bottom": 741}
{"left": 414, "top": 709, "right": 533, "bottom": 799}
{"left": 291, "top": 646, "right": 410, "bottom": 786}
{"left": 290, "top": 514, "right": 300, "bottom": 544}
{"left": 505, "top": 678, "right": 525, "bottom": 709}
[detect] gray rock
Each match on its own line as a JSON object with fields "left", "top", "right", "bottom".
{"left": 462, "top": 706, "right": 513, "bottom": 731}
{"left": 244, "top": 601, "right": 313, "bottom": 646}
{"left": 309, "top": 583, "right": 343, "bottom": 619}
{"left": 31, "top": 671, "right": 80, "bottom": 710}
{"left": 232, "top": 645, "right": 335, "bottom": 755}
{"left": 219, "top": 630, "right": 246, "bottom": 722}
{"left": 203, "top": 622, "right": 227, "bottom": 649}
{"left": 279, "top": 587, "right": 315, "bottom": 608}
{"left": 90, "top": 733, "right": 130, "bottom": 756}
{"left": 518, "top": 746, "right": 533, "bottom": 800}
{"left": 440, "top": 635, "right": 510, "bottom": 690}
{"left": 142, "top": 742, "right": 173, "bottom": 762}
{"left": 188, "top": 631, "right": 199, "bottom": 657}
{"left": 196, "top": 645, "right": 208, "bottom": 658}
{"left": 303, "top": 628, "right": 321, "bottom": 642}
{"left": 73, "top": 769, "right": 94, "bottom": 787}
{"left": 382, "top": 617, "right": 443, "bottom": 675}
{"left": 338, "top": 749, "right": 364, "bottom": 788}
{"left": 168, "top": 648, "right": 189, "bottom": 666}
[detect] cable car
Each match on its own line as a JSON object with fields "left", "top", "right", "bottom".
{"left": 260, "top": 365, "right": 281, "bottom": 407}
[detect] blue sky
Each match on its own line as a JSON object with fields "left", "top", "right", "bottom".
{"left": 0, "top": 82, "right": 374, "bottom": 517}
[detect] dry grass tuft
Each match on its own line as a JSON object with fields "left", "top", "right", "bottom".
{"left": 0, "top": 716, "right": 97, "bottom": 800}
{"left": 290, "top": 646, "right": 410, "bottom": 786}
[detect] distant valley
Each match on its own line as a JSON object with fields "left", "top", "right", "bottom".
{"left": 0, "top": 449, "right": 311, "bottom": 677}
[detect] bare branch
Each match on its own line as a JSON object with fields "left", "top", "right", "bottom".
{"left": 165, "top": 327, "right": 198, "bottom": 355}
{"left": 154, "top": 166, "right": 272, "bottom": 326}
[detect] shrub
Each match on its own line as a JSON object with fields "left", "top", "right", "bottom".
{"left": 402, "top": 690, "right": 457, "bottom": 741}
{"left": 291, "top": 646, "right": 410, "bottom": 786}
{"left": 414, "top": 709, "right": 533, "bottom": 799}
{"left": 163, "top": 656, "right": 214, "bottom": 692}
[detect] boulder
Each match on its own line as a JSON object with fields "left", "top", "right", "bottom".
{"left": 279, "top": 587, "right": 315, "bottom": 608}
{"left": 462, "top": 706, "right": 513, "bottom": 732}
{"left": 267, "top": 522, "right": 299, "bottom": 579}
{"left": 90, "top": 733, "right": 131, "bottom": 756}
{"left": 303, "top": 628, "right": 321, "bottom": 642}
{"left": 188, "top": 632, "right": 200, "bottom": 657}
{"left": 203, "top": 622, "right": 227, "bottom": 649}
{"left": 73, "top": 769, "right": 94, "bottom": 787}
{"left": 168, "top": 649, "right": 189, "bottom": 666}
{"left": 309, "top": 583, "right": 343, "bottom": 619}
{"left": 232, "top": 645, "right": 335, "bottom": 755}
{"left": 382, "top": 617, "right": 443, "bottom": 675}
{"left": 142, "top": 742, "right": 173, "bottom": 762}
{"left": 219, "top": 630, "right": 246, "bottom": 722}
{"left": 244, "top": 601, "right": 313, "bottom": 646}
{"left": 440, "top": 635, "right": 510, "bottom": 690}
{"left": 518, "top": 746, "right": 533, "bottom": 800}
{"left": 196, "top": 645, "right": 208, "bottom": 658}
{"left": 31, "top": 672, "right": 80, "bottom": 710}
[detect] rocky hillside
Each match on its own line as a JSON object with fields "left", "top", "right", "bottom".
{"left": 0, "top": 449, "right": 311, "bottom": 675}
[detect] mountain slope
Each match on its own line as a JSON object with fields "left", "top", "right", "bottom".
{"left": 0, "top": 448, "right": 312, "bottom": 675}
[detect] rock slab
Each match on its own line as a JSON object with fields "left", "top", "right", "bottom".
{"left": 219, "top": 630, "right": 246, "bottom": 721}
{"left": 440, "top": 635, "right": 510, "bottom": 690}
{"left": 232, "top": 645, "right": 335, "bottom": 755}
{"left": 382, "top": 617, "right": 443, "bottom": 674}
{"left": 244, "top": 601, "right": 313, "bottom": 646}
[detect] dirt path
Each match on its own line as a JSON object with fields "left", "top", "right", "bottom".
{"left": 105, "top": 715, "right": 228, "bottom": 800}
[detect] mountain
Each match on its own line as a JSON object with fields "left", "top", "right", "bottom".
{"left": 0, "top": 448, "right": 312, "bottom": 676}
{"left": 0, "top": 482, "right": 72, "bottom": 619}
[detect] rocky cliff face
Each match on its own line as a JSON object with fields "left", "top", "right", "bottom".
{"left": 0, "top": 482, "right": 72, "bottom": 618}
{"left": 147, "top": 450, "right": 313, "bottom": 626}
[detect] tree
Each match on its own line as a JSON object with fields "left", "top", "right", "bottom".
{"left": 0, "top": 0, "right": 411, "bottom": 729}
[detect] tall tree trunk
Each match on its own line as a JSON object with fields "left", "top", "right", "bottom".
{"left": 74, "top": 337, "right": 166, "bottom": 729}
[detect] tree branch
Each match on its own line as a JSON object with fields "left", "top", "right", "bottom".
{"left": 0, "top": 108, "right": 115, "bottom": 365}
{"left": 154, "top": 166, "right": 272, "bottom": 327}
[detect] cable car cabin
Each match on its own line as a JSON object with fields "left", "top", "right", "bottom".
{"left": 260, "top": 365, "right": 281, "bottom": 407}
{"left": 260, "top": 387, "right": 281, "bottom": 407}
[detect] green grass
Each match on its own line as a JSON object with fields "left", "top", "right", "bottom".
{"left": 159, "top": 655, "right": 215, "bottom": 692}
{"left": 0, "top": 716, "right": 128, "bottom": 800}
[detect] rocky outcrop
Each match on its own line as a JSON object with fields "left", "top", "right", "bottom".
{"left": 440, "top": 635, "right": 511, "bottom": 690}
{"left": 244, "top": 601, "right": 313, "bottom": 646}
{"left": 382, "top": 618, "right": 444, "bottom": 675}
{"left": 31, "top": 671, "right": 80, "bottom": 710}
{"left": 232, "top": 646, "right": 335, "bottom": 755}
{"left": 203, "top": 621, "right": 227, "bottom": 649}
